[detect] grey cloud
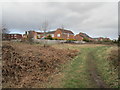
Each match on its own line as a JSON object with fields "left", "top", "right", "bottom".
{"left": 2, "top": 2, "right": 118, "bottom": 39}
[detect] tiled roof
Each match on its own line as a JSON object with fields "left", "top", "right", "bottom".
{"left": 79, "top": 32, "right": 91, "bottom": 38}
{"left": 57, "top": 28, "right": 74, "bottom": 34}
{"left": 46, "top": 31, "right": 55, "bottom": 34}
{"left": 36, "top": 32, "right": 44, "bottom": 34}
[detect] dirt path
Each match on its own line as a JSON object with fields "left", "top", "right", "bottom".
{"left": 86, "top": 50, "right": 108, "bottom": 88}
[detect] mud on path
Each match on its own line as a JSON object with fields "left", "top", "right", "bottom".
{"left": 86, "top": 50, "right": 108, "bottom": 88}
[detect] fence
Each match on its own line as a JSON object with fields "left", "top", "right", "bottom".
{"left": 33, "top": 39, "right": 66, "bottom": 45}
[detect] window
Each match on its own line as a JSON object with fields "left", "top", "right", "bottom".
{"left": 37, "top": 35, "right": 41, "bottom": 38}
{"left": 57, "top": 34, "right": 60, "bottom": 37}
{"left": 68, "top": 34, "right": 69, "bottom": 37}
{"left": 51, "top": 34, "right": 54, "bottom": 37}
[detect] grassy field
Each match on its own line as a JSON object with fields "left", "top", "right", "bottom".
{"left": 2, "top": 42, "right": 119, "bottom": 88}
{"left": 51, "top": 44, "right": 118, "bottom": 88}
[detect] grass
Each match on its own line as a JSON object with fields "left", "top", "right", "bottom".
{"left": 93, "top": 46, "right": 119, "bottom": 88}
{"left": 61, "top": 48, "right": 91, "bottom": 88}
{"left": 52, "top": 44, "right": 118, "bottom": 88}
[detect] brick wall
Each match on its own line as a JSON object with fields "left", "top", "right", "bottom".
{"left": 74, "top": 34, "right": 83, "bottom": 41}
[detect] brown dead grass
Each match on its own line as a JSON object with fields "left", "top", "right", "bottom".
{"left": 2, "top": 41, "right": 78, "bottom": 88}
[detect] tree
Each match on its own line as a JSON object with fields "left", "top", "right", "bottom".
{"left": 27, "top": 31, "right": 34, "bottom": 44}
{"left": 40, "top": 20, "right": 50, "bottom": 47}
{"left": 1, "top": 25, "right": 9, "bottom": 34}
{"left": 40, "top": 20, "right": 49, "bottom": 36}
{"left": 46, "top": 35, "right": 53, "bottom": 40}
{"left": 60, "top": 24, "right": 65, "bottom": 29}
{"left": 1, "top": 25, "right": 10, "bottom": 40}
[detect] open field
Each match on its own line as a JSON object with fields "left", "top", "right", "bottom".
{"left": 2, "top": 41, "right": 119, "bottom": 88}
{"left": 2, "top": 41, "right": 77, "bottom": 88}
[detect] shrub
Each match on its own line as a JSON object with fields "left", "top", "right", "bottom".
{"left": 46, "top": 35, "right": 53, "bottom": 40}
{"left": 67, "top": 39, "right": 77, "bottom": 41}
{"left": 59, "top": 38, "right": 64, "bottom": 40}
{"left": 83, "top": 37, "right": 89, "bottom": 42}
{"left": 53, "top": 38, "right": 58, "bottom": 40}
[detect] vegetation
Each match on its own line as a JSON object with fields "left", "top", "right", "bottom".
{"left": 94, "top": 46, "right": 118, "bottom": 88}
{"left": 45, "top": 35, "right": 53, "bottom": 40}
{"left": 51, "top": 44, "right": 118, "bottom": 88}
{"left": 61, "top": 48, "right": 92, "bottom": 88}
{"left": 1, "top": 25, "right": 10, "bottom": 40}
{"left": 67, "top": 39, "right": 77, "bottom": 41}
{"left": 83, "top": 37, "right": 90, "bottom": 42}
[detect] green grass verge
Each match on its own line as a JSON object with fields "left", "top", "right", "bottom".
{"left": 51, "top": 44, "right": 118, "bottom": 88}
{"left": 60, "top": 48, "right": 93, "bottom": 88}
{"left": 93, "top": 46, "right": 118, "bottom": 88}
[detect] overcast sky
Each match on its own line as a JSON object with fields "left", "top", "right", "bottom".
{"left": 2, "top": 2, "right": 118, "bottom": 39}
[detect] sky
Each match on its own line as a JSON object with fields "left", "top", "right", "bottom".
{"left": 1, "top": 1, "right": 118, "bottom": 39}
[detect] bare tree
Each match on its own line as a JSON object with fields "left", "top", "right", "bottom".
{"left": 40, "top": 20, "right": 49, "bottom": 36}
{"left": 1, "top": 25, "right": 9, "bottom": 34}
{"left": 40, "top": 20, "right": 49, "bottom": 47}
{"left": 27, "top": 31, "right": 34, "bottom": 44}
{"left": 60, "top": 24, "right": 65, "bottom": 29}
{"left": 1, "top": 25, "right": 10, "bottom": 40}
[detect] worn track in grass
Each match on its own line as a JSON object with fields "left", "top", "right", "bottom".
{"left": 86, "top": 49, "right": 108, "bottom": 88}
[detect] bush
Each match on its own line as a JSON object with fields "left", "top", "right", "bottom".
{"left": 58, "top": 38, "right": 64, "bottom": 40}
{"left": 46, "top": 35, "right": 53, "bottom": 40}
{"left": 53, "top": 38, "right": 58, "bottom": 40}
{"left": 67, "top": 39, "right": 77, "bottom": 41}
{"left": 83, "top": 37, "right": 89, "bottom": 42}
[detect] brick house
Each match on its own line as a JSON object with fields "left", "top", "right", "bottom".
{"left": 36, "top": 32, "right": 44, "bottom": 39}
{"left": 98, "top": 37, "right": 110, "bottom": 41}
{"left": 46, "top": 31, "right": 55, "bottom": 38}
{"left": 2, "top": 34, "right": 22, "bottom": 40}
{"left": 23, "top": 31, "right": 44, "bottom": 39}
{"left": 54, "top": 28, "right": 74, "bottom": 39}
{"left": 79, "top": 32, "right": 93, "bottom": 41}
{"left": 74, "top": 32, "right": 93, "bottom": 41}
{"left": 74, "top": 34, "right": 83, "bottom": 41}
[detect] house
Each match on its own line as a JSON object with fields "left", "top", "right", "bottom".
{"left": 46, "top": 31, "right": 55, "bottom": 38}
{"left": 74, "top": 34, "right": 83, "bottom": 41}
{"left": 79, "top": 32, "right": 93, "bottom": 41}
{"left": 23, "top": 31, "right": 43, "bottom": 40}
{"left": 74, "top": 32, "right": 93, "bottom": 41}
{"left": 93, "top": 37, "right": 111, "bottom": 42}
{"left": 54, "top": 28, "right": 74, "bottom": 39}
{"left": 2, "top": 34, "right": 22, "bottom": 40}
{"left": 36, "top": 32, "right": 44, "bottom": 39}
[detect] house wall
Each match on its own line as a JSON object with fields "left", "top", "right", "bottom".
{"left": 54, "top": 29, "right": 63, "bottom": 39}
{"left": 2, "top": 34, "right": 22, "bottom": 40}
{"left": 54, "top": 29, "right": 74, "bottom": 40}
{"left": 27, "top": 31, "right": 37, "bottom": 39}
{"left": 74, "top": 34, "right": 83, "bottom": 41}
{"left": 69, "top": 34, "right": 74, "bottom": 39}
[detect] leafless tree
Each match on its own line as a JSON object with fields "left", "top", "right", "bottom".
{"left": 1, "top": 25, "right": 10, "bottom": 40}
{"left": 60, "top": 24, "right": 65, "bottom": 29}
{"left": 27, "top": 31, "right": 34, "bottom": 44}
{"left": 40, "top": 20, "right": 49, "bottom": 36}
{"left": 1, "top": 25, "right": 9, "bottom": 34}
{"left": 40, "top": 20, "right": 50, "bottom": 47}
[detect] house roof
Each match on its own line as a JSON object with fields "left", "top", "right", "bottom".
{"left": 57, "top": 28, "right": 74, "bottom": 34}
{"left": 36, "top": 32, "right": 44, "bottom": 34}
{"left": 46, "top": 31, "right": 55, "bottom": 34}
{"left": 9, "top": 33, "right": 22, "bottom": 35}
{"left": 79, "top": 32, "right": 91, "bottom": 38}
